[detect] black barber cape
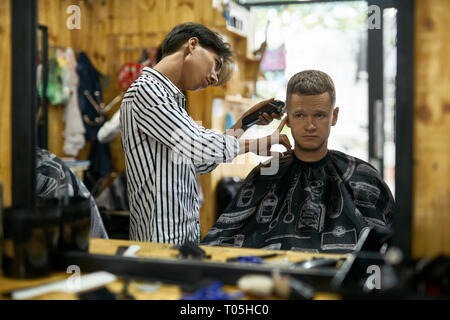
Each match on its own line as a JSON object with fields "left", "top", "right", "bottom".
{"left": 36, "top": 148, "right": 108, "bottom": 239}
{"left": 201, "top": 150, "right": 395, "bottom": 253}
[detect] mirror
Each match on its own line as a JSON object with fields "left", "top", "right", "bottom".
{"left": 9, "top": 0, "right": 413, "bottom": 259}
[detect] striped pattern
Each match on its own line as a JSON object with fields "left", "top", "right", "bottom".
{"left": 120, "top": 67, "right": 239, "bottom": 244}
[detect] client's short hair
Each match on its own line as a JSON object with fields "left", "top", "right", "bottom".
{"left": 286, "top": 70, "right": 336, "bottom": 107}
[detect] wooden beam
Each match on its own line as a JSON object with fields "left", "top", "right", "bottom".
{"left": 0, "top": 0, "right": 12, "bottom": 207}
{"left": 413, "top": 0, "right": 450, "bottom": 258}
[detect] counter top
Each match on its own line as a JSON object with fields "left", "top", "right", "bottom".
{"left": 0, "top": 238, "right": 346, "bottom": 300}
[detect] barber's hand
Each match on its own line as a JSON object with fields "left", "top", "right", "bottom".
{"left": 249, "top": 117, "right": 292, "bottom": 156}
{"left": 232, "top": 98, "right": 284, "bottom": 130}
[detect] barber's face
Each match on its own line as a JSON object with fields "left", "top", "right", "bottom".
{"left": 182, "top": 38, "right": 222, "bottom": 91}
{"left": 287, "top": 93, "right": 339, "bottom": 154}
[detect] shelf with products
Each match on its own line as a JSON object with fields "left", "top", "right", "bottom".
{"left": 215, "top": 21, "right": 260, "bottom": 63}
{"left": 217, "top": 25, "right": 247, "bottom": 41}
{"left": 210, "top": 95, "right": 253, "bottom": 133}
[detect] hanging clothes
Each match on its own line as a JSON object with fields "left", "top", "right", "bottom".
{"left": 118, "top": 62, "right": 147, "bottom": 91}
{"left": 76, "top": 52, "right": 112, "bottom": 192}
{"left": 62, "top": 47, "right": 85, "bottom": 157}
{"left": 118, "top": 47, "right": 160, "bottom": 91}
{"left": 201, "top": 150, "right": 395, "bottom": 253}
{"left": 39, "top": 48, "right": 70, "bottom": 105}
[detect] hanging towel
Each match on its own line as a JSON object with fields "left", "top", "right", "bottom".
{"left": 41, "top": 49, "right": 69, "bottom": 105}
{"left": 62, "top": 48, "right": 85, "bottom": 157}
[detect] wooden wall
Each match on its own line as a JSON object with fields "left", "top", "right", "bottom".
{"left": 413, "top": 0, "right": 450, "bottom": 258}
{"left": 0, "top": 0, "right": 11, "bottom": 207}
{"left": 36, "top": 0, "right": 256, "bottom": 236}
{"left": 37, "top": 0, "right": 215, "bottom": 170}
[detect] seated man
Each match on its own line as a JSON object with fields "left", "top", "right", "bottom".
{"left": 201, "top": 70, "right": 395, "bottom": 253}
{"left": 36, "top": 147, "right": 108, "bottom": 239}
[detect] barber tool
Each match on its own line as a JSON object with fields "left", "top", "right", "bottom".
{"left": 7, "top": 271, "right": 117, "bottom": 300}
{"left": 115, "top": 245, "right": 140, "bottom": 257}
{"left": 226, "top": 253, "right": 279, "bottom": 264}
{"left": 292, "top": 257, "right": 344, "bottom": 270}
{"left": 241, "top": 100, "right": 286, "bottom": 129}
{"left": 173, "top": 241, "right": 210, "bottom": 260}
{"left": 55, "top": 251, "right": 338, "bottom": 292}
{"left": 237, "top": 274, "right": 274, "bottom": 297}
{"left": 272, "top": 270, "right": 316, "bottom": 300}
{"left": 237, "top": 271, "right": 316, "bottom": 299}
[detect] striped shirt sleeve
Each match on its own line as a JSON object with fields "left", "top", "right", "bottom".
{"left": 132, "top": 79, "right": 240, "bottom": 165}
{"left": 193, "top": 162, "right": 218, "bottom": 175}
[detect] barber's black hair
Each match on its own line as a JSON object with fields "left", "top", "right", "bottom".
{"left": 156, "top": 45, "right": 163, "bottom": 63}
{"left": 160, "top": 22, "right": 234, "bottom": 85}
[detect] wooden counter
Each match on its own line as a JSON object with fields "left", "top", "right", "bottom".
{"left": 0, "top": 238, "right": 346, "bottom": 300}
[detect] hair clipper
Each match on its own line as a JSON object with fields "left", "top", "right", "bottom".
{"left": 241, "top": 100, "right": 286, "bottom": 129}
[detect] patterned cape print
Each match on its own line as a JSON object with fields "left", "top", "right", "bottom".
{"left": 201, "top": 150, "right": 395, "bottom": 253}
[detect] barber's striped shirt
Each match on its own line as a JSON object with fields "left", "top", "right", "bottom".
{"left": 120, "top": 67, "right": 240, "bottom": 244}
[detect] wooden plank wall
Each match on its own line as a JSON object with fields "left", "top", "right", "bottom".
{"left": 413, "top": 0, "right": 450, "bottom": 258}
{"left": 35, "top": 0, "right": 248, "bottom": 236}
{"left": 36, "top": 0, "right": 225, "bottom": 171}
{"left": 0, "top": 0, "right": 11, "bottom": 207}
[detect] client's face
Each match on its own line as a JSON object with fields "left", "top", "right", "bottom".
{"left": 287, "top": 93, "right": 338, "bottom": 159}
